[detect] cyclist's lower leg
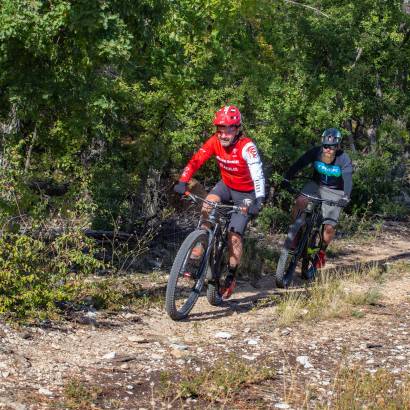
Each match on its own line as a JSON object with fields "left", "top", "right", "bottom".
{"left": 190, "top": 193, "right": 221, "bottom": 260}
{"left": 314, "top": 224, "right": 335, "bottom": 269}
{"left": 288, "top": 196, "right": 308, "bottom": 250}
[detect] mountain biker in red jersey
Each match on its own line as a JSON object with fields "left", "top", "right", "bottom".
{"left": 284, "top": 128, "right": 353, "bottom": 273}
{"left": 174, "top": 105, "right": 266, "bottom": 300}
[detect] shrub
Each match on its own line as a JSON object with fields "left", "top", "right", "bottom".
{"left": 0, "top": 231, "right": 103, "bottom": 320}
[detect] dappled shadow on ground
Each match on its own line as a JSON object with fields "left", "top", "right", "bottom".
{"left": 185, "top": 251, "right": 410, "bottom": 322}
{"left": 325, "top": 251, "right": 410, "bottom": 276}
{"left": 187, "top": 285, "right": 306, "bottom": 322}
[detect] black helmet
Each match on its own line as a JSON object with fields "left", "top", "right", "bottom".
{"left": 321, "top": 128, "right": 342, "bottom": 146}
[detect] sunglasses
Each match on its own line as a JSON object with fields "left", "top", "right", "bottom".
{"left": 323, "top": 144, "right": 337, "bottom": 150}
{"left": 217, "top": 126, "right": 238, "bottom": 134}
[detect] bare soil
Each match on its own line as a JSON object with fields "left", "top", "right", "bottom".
{"left": 0, "top": 222, "right": 409, "bottom": 409}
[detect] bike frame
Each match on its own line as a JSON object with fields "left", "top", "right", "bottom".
{"left": 187, "top": 193, "right": 240, "bottom": 291}
{"left": 293, "top": 200, "right": 323, "bottom": 259}
{"left": 286, "top": 184, "right": 346, "bottom": 269}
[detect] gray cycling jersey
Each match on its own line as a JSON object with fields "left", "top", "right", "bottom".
{"left": 285, "top": 146, "right": 353, "bottom": 196}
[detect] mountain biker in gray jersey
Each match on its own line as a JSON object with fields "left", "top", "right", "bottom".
{"left": 283, "top": 128, "right": 353, "bottom": 269}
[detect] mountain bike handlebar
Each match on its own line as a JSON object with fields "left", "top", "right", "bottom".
{"left": 183, "top": 192, "right": 246, "bottom": 214}
{"left": 283, "top": 180, "right": 349, "bottom": 208}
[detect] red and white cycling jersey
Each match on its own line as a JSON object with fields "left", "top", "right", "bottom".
{"left": 180, "top": 134, "right": 265, "bottom": 198}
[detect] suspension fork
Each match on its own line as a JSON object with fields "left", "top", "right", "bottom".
{"left": 303, "top": 208, "right": 323, "bottom": 261}
{"left": 296, "top": 214, "right": 313, "bottom": 259}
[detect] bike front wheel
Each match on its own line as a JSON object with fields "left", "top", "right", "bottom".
{"left": 301, "top": 228, "right": 321, "bottom": 280}
{"left": 275, "top": 217, "right": 305, "bottom": 288}
{"left": 165, "top": 229, "right": 210, "bottom": 320}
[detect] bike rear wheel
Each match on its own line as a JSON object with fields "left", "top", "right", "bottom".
{"left": 165, "top": 229, "right": 210, "bottom": 320}
{"left": 275, "top": 217, "right": 305, "bottom": 288}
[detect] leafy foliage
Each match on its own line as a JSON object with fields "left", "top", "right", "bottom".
{"left": 0, "top": 0, "right": 409, "bottom": 317}
{"left": 0, "top": 230, "right": 102, "bottom": 319}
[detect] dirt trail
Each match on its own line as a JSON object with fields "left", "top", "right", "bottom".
{"left": 0, "top": 222, "right": 409, "bottom": 409}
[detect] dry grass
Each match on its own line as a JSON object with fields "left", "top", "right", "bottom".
{"left": 79, "top": 273, "right": 166, "bottom": 311}
{"left": 160, "top": 354, "right": 276, "bottom": 406}
{"left": 324, "top": 367, "right": 410, "bottom": 410}
{"left": 62, "top": 378, "right": 102, "bottom": 409}
{"left": 275, "top": 264, "right": 386, "bottom": 326}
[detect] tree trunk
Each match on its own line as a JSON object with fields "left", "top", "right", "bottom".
{"left": 343, "top": 119, "right": 357, "bottom": 152}
{"left": 403, "top": 0, "right": 410, "bottom": 14}
{"left": 367, "top": 123, "right": 378, "bottom": 152}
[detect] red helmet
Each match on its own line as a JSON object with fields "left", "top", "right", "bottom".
{"left": 213, "top": 105, "right": 241, "bottom": 126}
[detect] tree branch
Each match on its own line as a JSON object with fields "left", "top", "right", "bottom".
{"left": 24, "top": 126, "right": 37, "bottom": 174}
{"left": 350, "top": 47, "right": 363, "bottom": 69}
{"left": 283, "top": 0, "right": 330, "bottom": 18}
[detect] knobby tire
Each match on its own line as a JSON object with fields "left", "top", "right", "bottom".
{"left": 301, "top": 228, "right": 321, "bottom": 280}
{"left": 165, "top": 229, "right": 210, "bottom": 320}
{"left": 275, "top": 216, "right": 306, "bottom": 288}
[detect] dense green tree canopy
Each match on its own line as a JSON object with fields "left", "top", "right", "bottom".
{"left": 0, "top": 0, "right": 409, "bottom": 228}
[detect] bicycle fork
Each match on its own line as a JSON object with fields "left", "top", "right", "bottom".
{"left": 192, "top": 228, "right": 215, "bottom": 293}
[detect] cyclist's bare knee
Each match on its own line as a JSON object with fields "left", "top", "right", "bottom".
{"left": 199, "top": 194, "right": 221, "bottom": 229}
{"left": 201, "top": 194, "right": 221, "bottom": 214}
{"left": 295, "top": 195, "right": 308, "bottom": 208}
{"left": 292, "top": 195, "right": 308, "bottom": 219}
{"left": 323, "top": 224, "right": 336, "bottom": 244}
{"left": 228, "top": 231, "right": 242, "bottom": 244}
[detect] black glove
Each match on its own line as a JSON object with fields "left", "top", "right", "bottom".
{"left": 174, "top": 181, "right": 187, "bottom": 196}
{"left": 337, "top": 196, "right": 350, "bottom": 208}
{"left": 248, "top": 197, "right": 264, "bottom": 217}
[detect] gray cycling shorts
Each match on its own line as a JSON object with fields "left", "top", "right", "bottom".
{"left": 301, "top": 181, "right": 344, "bottom": 226}
{"left": 209, "top": 181, "right": 255, "bottom": 236}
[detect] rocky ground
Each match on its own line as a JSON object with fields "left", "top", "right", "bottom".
{"left": 0, "top": 221, "right": 409, "bottom": 409}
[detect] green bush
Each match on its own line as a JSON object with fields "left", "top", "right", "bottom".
{"left": 0, "top": 231, "right": 103, "bottom": 320}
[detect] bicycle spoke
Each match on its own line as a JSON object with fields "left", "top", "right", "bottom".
{"left": 166, "top": 230, "right": 210, "bottom": 320}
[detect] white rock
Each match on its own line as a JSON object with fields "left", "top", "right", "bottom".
{"left": 170, "top": 343, "right": 188, "bottom": 351}
{"left": 241, "top": 355, "right": 256, "bottom": 361}
{"left": 38, "top": 387, "right": 53, "bottom": 396}
{"left": 127, "top": 335, "right": 148, "bottom": 343}
{"left": 247, "top": 339, "right": 259, "bottom": 346}
{"left": 102, "top": 352, "right": 116, "bottom": 360}
{"left": 296, "top": 356, "right": 313, "bottom": 368}
{"left": 274, "top": 403, "right": 291, "bottom": 409}
{"left": 215, "top": 331, "right": 232, "bottom": 339}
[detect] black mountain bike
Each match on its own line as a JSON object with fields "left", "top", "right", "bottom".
{"left": 165, "top": 193, "right": 244, "bottom": 320}
{"left": 275, "top": 182, "right": 347, "bottom": 288}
